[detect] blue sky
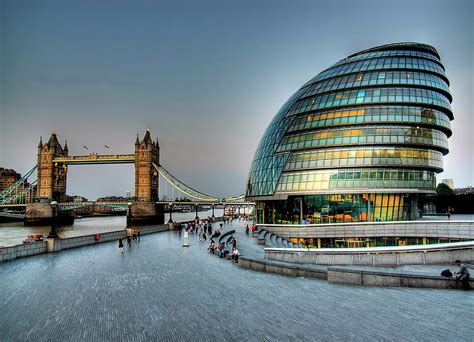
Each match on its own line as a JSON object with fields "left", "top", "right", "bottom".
{"left": 1, "top": 0, "right": 473, "bottom": 199}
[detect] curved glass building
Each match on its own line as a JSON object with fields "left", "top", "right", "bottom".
{"left": 246, "top": 43, "right": 453, "bottom": 224}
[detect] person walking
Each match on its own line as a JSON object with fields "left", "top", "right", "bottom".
{"left": 137, "top": 228, "right": 141, "bottom": 242}
{"left": 127, "top": 235, "right": 132, "bottom": 249}
{"left": 118, "top": 237, "right": 125, "bottom": 254}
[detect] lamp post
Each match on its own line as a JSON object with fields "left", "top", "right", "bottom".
{"left": 48, "top": 201, "right": 59, "bottom": 238}
{"left": 195, "top": 204, "right": 199, "bottom": 221}
{"left": 126, "top": 202, "right": 132, "bottom": 228}
{"left": 168, "top": 202, "right": 173, "bottom": 223}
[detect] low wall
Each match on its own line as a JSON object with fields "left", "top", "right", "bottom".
{"left": 46, "top": 230, "right": 127, "bottom": 252}
{"left": 327, "top": 267, "right": 474, "bottom": 289}
{"left": 238, "top": 256, "right": 473, "bottom": 289}
{"left": 46, "top": 225, "right": 169, "bottom": 252}
{"left": 0, "top": 225, "right": 169, "bottom": 262}
{"left": 258, "top": 220, "right": 474, "bottom": 240}
{"left": 0, "top": 242, "right": 47, "bottom": 262}
{"left": 265, "top": 242, "right": 474, "bottom": 266}
{"left": 238, "top": 257, "right": 327, "bottom": 279}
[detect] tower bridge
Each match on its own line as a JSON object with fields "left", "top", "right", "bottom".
{"left": 0, "top": 130, "right": 251, "bottom": 225}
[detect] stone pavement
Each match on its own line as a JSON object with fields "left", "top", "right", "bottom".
{"left": 1, "top": 220, "right": 473, "bottom": 341}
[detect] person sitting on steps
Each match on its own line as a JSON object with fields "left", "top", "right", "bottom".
{"left": 453, "top": 260, "right": 471, "bottom": 291}
{"left": 231, "top": 246, "right": 240, "bottom": 263}
{"left": 219, "top": 244, "right": 229, "bottom": 259}
{"left": 208, "top": 241, "right": 217, "bottom": 254}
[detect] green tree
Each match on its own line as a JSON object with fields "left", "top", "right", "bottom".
{"left": 436, "top": 183, "right": 454, "bottom": 195}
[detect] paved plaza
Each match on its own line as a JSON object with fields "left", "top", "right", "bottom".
{"left": 1, "top": 220, "right": 473, "bottom": 341}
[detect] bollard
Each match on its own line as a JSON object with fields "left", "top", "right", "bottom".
{"left": 183, "top": 230, "right": 189, "bottom": 247}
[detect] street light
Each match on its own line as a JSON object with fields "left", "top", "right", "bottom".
{"left": 126, "top": 202, "right": 132, "bottom": 228}
{"left": 168, "top": 202, "right": 173, "bottom": 223}
{"left": 48, "top": 200, "right": 59, "bottom": 238}
{"left": 195, "top": 204, "right": 199, "bottom": 221}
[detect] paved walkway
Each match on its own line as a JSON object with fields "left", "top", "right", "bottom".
{"left": 1, "top": 219, "right": 473, "bottom": 341}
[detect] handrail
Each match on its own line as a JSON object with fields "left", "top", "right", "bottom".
{"left": 258, "top": 220, "right": 474, "bottom": 228}
{"left": 264, "top": 240, "right": 474, "bottom": 254}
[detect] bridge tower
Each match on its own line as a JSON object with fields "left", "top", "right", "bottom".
{"left": 36, "top": 132, "right": 68, "bottom": 202}
{"left": 26, "top": 132, "right": 71, "bottom": 225}
{"left": 134, "top": 130, "right": 159, "bottom": 201}
{"left": 130, "top": 130, "right": 164, "bottom": 225}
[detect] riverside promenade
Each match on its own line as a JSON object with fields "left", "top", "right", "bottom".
{"left": 1, "top": 220, "right": 473, "bottom": 341}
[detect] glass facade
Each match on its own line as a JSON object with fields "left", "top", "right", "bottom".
{"left": 246, "top": 43, "right": 453, "bottom": 224}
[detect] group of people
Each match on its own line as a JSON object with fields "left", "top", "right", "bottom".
{"left": 208, "top": 235, "right": 240, "bottom": 262}
{"left": 117, "top": 227, "right": 141, "bottom": 254}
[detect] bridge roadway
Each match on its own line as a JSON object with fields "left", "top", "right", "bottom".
{"left": 0, "top": 220, "right": 472, "bottom": 341}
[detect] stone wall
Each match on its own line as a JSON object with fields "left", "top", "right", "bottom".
{"left": 238, "top": 257, "right": 327, "bottom": 279}
{"left": 46, "top": 225, "right": 168, "bottom": 252}
{"left": 238, "top": 256, "right": 474, "bottom": 289}
{"left": 1, "top": 225, "right": 169, "bottom": 262}
{"left": 327, "top": 267, "right": 474, "bottom": 289}
{"left": 0, "top": 242, "right": 47, "bottom": 262}
{"left": 258, "top": 220, "right": 474, "bottom": 240}
{"left": 46, "top": 230, "right": 127, "bottom": 252}
{"left": 265, "top": 244, "right": 474, "bottom": 266}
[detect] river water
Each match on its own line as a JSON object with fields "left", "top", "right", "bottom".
{"left": 0, "top": 209, "right": 224, "bottom": 247}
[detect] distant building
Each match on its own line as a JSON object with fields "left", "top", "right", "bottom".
{"left": 65, "top": 195, "right": 88, "bottom": 202}
{"left": 0, "top": 168, "right": 21, "bottom": 191}
{"left": 125, "top": 191, "right": 132, "bottom": 198}
{"left": 454, "top": 187, "right": 474, "bottom": 195}
{"left": 442, "top": 179, "right": 454, "bottom": 189}
{"left": 97, "top": 196, "right": 127, "bottom": 202}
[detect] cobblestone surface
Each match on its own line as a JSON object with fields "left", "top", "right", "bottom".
{"left": 1, "top": 220, "right": 473, "bottom": 341}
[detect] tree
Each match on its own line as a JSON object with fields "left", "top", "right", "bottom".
{"left": 436, "top": 183, "right": 454, "bottom": 196}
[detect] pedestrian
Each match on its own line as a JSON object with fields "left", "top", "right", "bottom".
{"left": 127, "top": 235, "right": 132, "bottom": 248}
{"left": 132, "top": 228, "right": 137, "bottom": 242}
{"left": 245, "top": 224, "right": 249, "bottom": 235}
{"left": 118, "top": 237, "right": 125, "bottom": 254}
{"left": 232, "top": 237, "right": 237, "bottom": 249}
{"left": 447, "top": 211, "right": 451, "bottom": 220}
{"left": 137, "top": 228, "right": 141, "bottom": 242}
{"left": 453, "top": 260, "right": 471, "bottom": 290}
{"left": 231, "top": 247, "right": 240, "bottom": 263}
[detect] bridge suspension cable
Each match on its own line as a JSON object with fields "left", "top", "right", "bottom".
{"left": 223, "top": 192, "right": 245, "bottom": 202}
{"left": 0, "top": 165, "right": 38, "bottom": 205}
{"left": 0, "top": 165, "right": 37, "bottom": 198}
{"left": 153, "top": 163, "right": 219, "bottom": 202}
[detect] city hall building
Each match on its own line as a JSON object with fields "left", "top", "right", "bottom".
{"left": 246, "top": 43, "right": 453, "bottom": 225}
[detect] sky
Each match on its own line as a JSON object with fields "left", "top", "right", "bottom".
{"left": 1, "top": 0, "right": 473, "bottom": 200}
